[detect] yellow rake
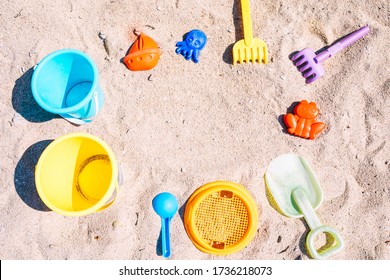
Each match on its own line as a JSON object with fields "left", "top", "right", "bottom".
{"left": 232, "top": 0, "right": 268, "bottom": 65}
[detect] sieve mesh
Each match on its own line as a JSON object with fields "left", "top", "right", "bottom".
{"left": 194, "top": 191, "right": 249, "bottom": 249}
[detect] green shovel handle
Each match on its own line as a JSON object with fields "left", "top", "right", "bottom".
{"left": 292, "top": 188, "right": 344, "bottom": 260}
{"left": 306, "top": 225, "right": 344, "bottom": 260}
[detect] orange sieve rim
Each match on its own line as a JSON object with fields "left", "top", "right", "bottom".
{"left": 184, "top": 181, "right": 259, "bottom": 255}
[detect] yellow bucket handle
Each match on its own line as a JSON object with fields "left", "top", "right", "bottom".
{"left": 97, "top": 164, "right": 123, "bottom": 211}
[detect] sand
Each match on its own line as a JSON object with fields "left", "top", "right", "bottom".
{"left": 0, "top": 0, "right": 389, "bottom": 260}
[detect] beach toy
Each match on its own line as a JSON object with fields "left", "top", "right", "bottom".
{"left": 123, "top": 33, "right": 161, "bottom": 71}
{"left": 35, "top": 133, "right": 119, "bottom": 216}
{"left": 31, "top": 49, "right": 103, "bottom": 125}
{"left": 292, "top": 25, "right": 370, "bottom": 84}
{"left": 265, "top": 154, "right": 344, "bottom": 259}
{"left": 152, "top": 192, "right": 178, "bottom": 258}
{"left": 283, "top": 100, "right": 325, "bottom": 140}
{"left": 232, "top": 0, "right": 268, "bottom": 65}
{"left": 175, "top": 29, "right": 207, "bottom": 63}
{"left": 184, "top": 181, "right": 258, "bottom": 255}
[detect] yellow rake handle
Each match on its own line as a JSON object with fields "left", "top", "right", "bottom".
{"left": 240, "top": 0, "right": 254, "bottom": 46}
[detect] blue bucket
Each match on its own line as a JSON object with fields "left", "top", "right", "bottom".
{"left": 31, "top": 49, "right": 103, "bottom": 125}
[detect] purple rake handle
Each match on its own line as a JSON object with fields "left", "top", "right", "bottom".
{"left": 315, "top": 25, "right": 370, "bottom": 63}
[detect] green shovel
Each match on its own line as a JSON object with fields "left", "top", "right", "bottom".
{"left": 265, "top": 154, "right": 344, "bottom": 260}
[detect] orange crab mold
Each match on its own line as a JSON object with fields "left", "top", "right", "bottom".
{"left": 283, "top": 100, "right": 325, "bottom": 140}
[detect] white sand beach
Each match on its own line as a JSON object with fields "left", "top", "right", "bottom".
{"left": 0, "top": 0, "right": 389, "bottom": 260}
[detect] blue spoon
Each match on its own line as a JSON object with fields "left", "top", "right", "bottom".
{"left": 152, "top": 192, "right": 178, "bottom": 258}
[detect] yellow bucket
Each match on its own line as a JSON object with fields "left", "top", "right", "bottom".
{"left": 35, "top": 133, "right": 119, "bottom": 216}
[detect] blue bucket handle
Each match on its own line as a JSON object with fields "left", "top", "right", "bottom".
{"left": 63, "top": 91, "right": 100, "bottom": 125}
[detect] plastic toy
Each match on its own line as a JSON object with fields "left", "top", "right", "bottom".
{"left": 35, "top": 133, "right": 119, "bottom": 216}
{"left": 123, "top": 33, "right": 161, "bottom": 71}
{"left": 152, "top": 192, "right": 178, "bottom": 258}
{"left": 175, "top": 29, "right": 207, "bottom": 63}
{"left": 31, "top": 49, "right": 103, "bottom": 125}
{"left": 292, "top": 25, "right": 369, "bottom": 84}
{"left": 283, "top": 100, "right": 325, "bottom": 140}
{"left": 265, "top": 154, "right": 344, "bottom": 260}
{"left": 232, "top": 0, "right": 268, "bottom": 65}
{"left": 184, "top": 181, "right": 258, "bottom": 255}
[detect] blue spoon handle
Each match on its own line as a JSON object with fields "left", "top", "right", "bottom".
{"left": 161, "top": 217, "right": 171, "bottom": 258}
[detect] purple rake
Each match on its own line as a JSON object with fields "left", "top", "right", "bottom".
{"left": 291, "top": 25, "right": 370, "bottom": 84}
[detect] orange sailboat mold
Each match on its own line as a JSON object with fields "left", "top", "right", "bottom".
{"left": 123, "top": 33, "right": 161, "bottom": 71}
{"left": 283, "top": 100, "right": 325, "bottom": 140}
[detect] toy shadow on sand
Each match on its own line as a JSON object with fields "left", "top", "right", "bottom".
{"left": 12, "top": 67, "right": 59, "bottom": 123}
{"left": 14, "top": 140, "right": 53, "bottom": 211}
{"left": 156, "top": 230, "right": 163, "bottom": 256}
{"left": 223, "top": 0, "right": 244, "bottom": 64}
{"left": 278, "top": 101, "right": 300, "bottom": 135}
